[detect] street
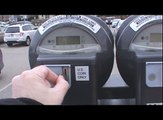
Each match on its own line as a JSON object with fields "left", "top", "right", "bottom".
{"left": 0, "top": 43, "right": 30, "bottom": 99}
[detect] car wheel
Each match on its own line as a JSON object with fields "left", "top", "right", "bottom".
{"left": 26, "top": 37, "right": 31, "bottom": 46}
{"left": 7, "top": 43, "right": 13, "bottom": 46}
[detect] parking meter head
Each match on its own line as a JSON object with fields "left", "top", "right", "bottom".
{"left": 29, "top": 15, "right": 114, "bottom": 104}
{"left": 116, "top": 15, "right": 162, "bottom": 87}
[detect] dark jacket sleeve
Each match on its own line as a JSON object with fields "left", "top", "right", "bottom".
{"left": 0, "top": 98, "right": 43, "bottom": 105}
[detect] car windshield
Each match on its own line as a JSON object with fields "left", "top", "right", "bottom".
{"left": 5, "top": 27, "right": 20, "bottom": 33}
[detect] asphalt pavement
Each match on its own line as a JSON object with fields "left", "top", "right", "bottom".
{"left": 0, "top": 43, "right": 30, "bottom": 99}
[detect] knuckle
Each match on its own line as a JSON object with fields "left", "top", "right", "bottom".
{"left": 12, "top": 75, "right": 21, "bottom": 84}
{"left": 33, "top": 65, "right": 49, "bottom": 75}
{"left": 21, "top": 71, "right": 30, "bottom": 77}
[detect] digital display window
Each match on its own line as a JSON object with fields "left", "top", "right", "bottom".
{"left": 150, "top": 33, "right": 162, "bottom": 42}
{"left": 56, "top": 36, "right": 80, "bottom": 45}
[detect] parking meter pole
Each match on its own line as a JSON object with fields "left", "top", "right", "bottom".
{"left": 98, "top": 87, "right": 134, "bottom": 99}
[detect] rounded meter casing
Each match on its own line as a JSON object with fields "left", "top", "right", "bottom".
{"left": 29, "top": 15, "right": 114, "bottom": 105}
{"left": 116, "top": 15, "right": 162, "bottom": 88}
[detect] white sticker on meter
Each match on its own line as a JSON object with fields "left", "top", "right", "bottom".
{"left": 38, "top": 15, "right": 67, "bottom": 35}
{"left": 38, "top": 15, "right": 101, "bottom": 35}
{"left": 130, "top": 15, "right": 162, "bottom": 31}
{"left": 72, "top": 15, "right": 101, "bottom": 33}
{"left": 75, "top": 66, "right": 89, "bottom": 81}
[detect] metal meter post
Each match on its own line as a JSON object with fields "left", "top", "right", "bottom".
{"left": 29, "top": 15, "right": 114, "bottom": 105}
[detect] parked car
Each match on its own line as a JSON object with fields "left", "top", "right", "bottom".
{"left": 105, "top": 16, "right": 115, "bottom": 25}
{"left": 0, "top": 21, "right": 9, "bottom": 28}
{"left": 111, "top": 19, "right": 121, "bottom": 28}
{"left": 0, "top": 48, "right": 4, "bottom": 74}
{"left": 116, "top": 19, "right": 125, "bottom": 29}
{"left": 0, "top": 28, "right": 4, "bottom": 43}
{"left": 4, "top": 24, "right": 37, "bottom": 46}
{"left": 9, "top": 20, "right": 32, "bottom": 25}
{"left": 0, "top": 26, "right": 8, "bottom": 43}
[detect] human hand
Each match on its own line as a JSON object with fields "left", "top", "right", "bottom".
{"left": 12, "top": 65, "right": 70, "bottom": 105}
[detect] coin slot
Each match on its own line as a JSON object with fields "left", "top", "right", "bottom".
{"left": 62, "top": 67, "right": 68, "bottom": 80}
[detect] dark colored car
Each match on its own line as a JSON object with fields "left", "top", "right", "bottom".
{"left": 0, "top": 48, "right": 4, "bottom": 74}
{"left": 0, "top": 28, "right": 5, "bottom": 43}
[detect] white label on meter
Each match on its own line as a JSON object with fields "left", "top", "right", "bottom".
{"left": 130, "top": 15, "right": 162, "bottom": 31}
{"left": 72, "top": 15, "right": 101, "bottom": 33}
{"left": 38, "top": 15, "right": 101, "bottom": 35}
{"left": 75, "top": 66, "right": 89, "bottom": 81}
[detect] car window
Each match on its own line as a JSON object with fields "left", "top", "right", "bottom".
{"left": 0, "top": 28, "right": 3, "bottom": 32}
{"left": 29, "top": 25, "right": 33, "bottom": 30}
{"left": 30, "top": 24, "right": 36, "bottom": 30}
{"left": 22, "top": 25, "right": 32, "bottom": 31}
{"left": 5, "top": 27, "right": 20, "bottom": 33}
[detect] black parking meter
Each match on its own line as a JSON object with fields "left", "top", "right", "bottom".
{"left": 116, "top": 15, "right": 162, "bottom": 105}
{"left": 29, "top": 15, "right": 114, "bottom": 105}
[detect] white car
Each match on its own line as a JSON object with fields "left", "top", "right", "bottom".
{"left": 117, "top": 20, "right": 125, "bottom": 29}
{"left": 111, "top": 19, "right": 121, "bottom": 28}
{"left": 4, "top": 24, "right": 37, "bottom": 46}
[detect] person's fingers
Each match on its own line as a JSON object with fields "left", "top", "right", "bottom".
{"left": 51, "top": 75, "right": 70, "bottom": 94}
{"left": 12, "top": 75, "right": 22, "bottom": 98}
{"left": 12, "top": 71, "right": 31, "bottom": 82}
{"left": 12, "top": 75, "right": 22, "bottom": 90}
{"left": 32, "top": 65, "right": 59, "bottom": 84}
{"left": 12, "top": 75, "right": 20, "bottom": 83}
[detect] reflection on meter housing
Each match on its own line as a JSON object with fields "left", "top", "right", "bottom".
{"left": 29, "top": 15, "right": 114, "bottom": 105}
{"left": 38, "top": 27, "right": 101, "bottom": 54}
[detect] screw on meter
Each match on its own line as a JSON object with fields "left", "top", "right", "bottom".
{"left": 29, "top": 15, "right": 114, "bottom": 105}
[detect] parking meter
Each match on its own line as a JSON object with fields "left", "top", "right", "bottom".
{"left": 29, "top": 15, "right": 114, "bottom": 105}
{"left": 116, "top": 15, "right": 162, "bottom": 105}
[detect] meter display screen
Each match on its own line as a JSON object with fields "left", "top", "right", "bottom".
{"left": 150, "top": 33, "right": 162, "bottom": 42}
{"left": 130, "top": 24, "right": 162, "bottom": 51}
{"left": 38, "top": 27, "right": 101, "bottom": 54}
{"left": 56, "top": 36, "right": 80, "bottom": 45}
